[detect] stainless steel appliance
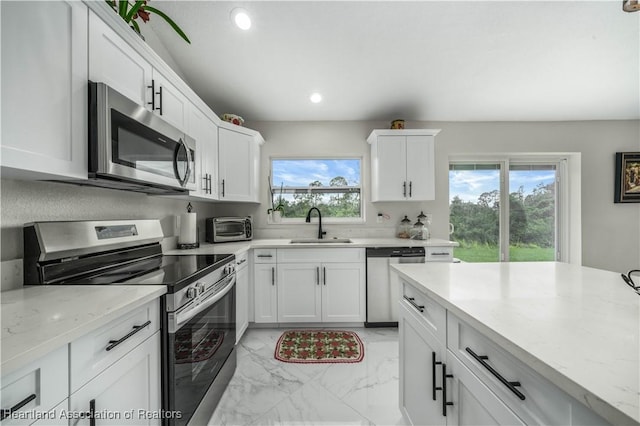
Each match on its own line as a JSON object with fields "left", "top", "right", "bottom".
{"left": 23, "top": 220, "right": 236, "bottom": 426}
{"left": 70, "top": 82, "right": 196, "bottom": 194}
{"left": 365, "top": 247, "right": 425, "bottom": 327}
{"left": 206, "top": 216, "right": 253, "bottom": 243}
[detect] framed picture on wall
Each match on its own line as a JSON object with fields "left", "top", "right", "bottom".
{"left": 615, "top": 152, "right": 640, "bottom": 203}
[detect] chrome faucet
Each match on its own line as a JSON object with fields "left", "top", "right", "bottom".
{"left": 305, "top": 207, "right": 326, "bottom": 239}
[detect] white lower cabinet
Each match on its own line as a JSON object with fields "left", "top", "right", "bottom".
{"left": 235, "top": 251, "right": 250, "bottom": 343}
{"left": 254, "top": 263, "right": 278, "bottom": 323}
{"left": 254, "top": 248, "right": 365, "bottom": 324}
{"left": 399, "top": 301, "right": 445, "bottom": 426}
{"left": 446, "top": 352, "right": 525, "bottom": 426}
{"left": 30, "top": 400, "right": 69, "bottom": 426}
{"left": 399, "top": 279, "right": 609, "bottom": 426}
{"left": 69, "top": 333, "right": 161, "bottom": 426}
{"left": 0, "top": 346, "right": 68, "bottom": 426}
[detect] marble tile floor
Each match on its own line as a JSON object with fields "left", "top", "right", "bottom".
{"left": 208, "top": 327, "right": 408, "bottom": 426}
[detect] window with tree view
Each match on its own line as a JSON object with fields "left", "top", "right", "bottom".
{"left": 449, "top": 161, "right": 558, "bottom": 262}
{"left": 271, "top": 159, "right": 362, "bottom": 220}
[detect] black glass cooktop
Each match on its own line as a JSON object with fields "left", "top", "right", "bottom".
{"left": 62, "top": 254, "right": 234, "bottom": 292}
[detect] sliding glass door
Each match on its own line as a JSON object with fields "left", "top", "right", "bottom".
{"left": 449, "top": 159, "right": 560, "bottom": 263}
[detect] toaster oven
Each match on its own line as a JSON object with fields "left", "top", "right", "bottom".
{"left": 206, "top": 217, "right": 253, "bottom": 243}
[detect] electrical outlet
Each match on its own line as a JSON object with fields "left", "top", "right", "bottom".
{"left": 376, "top": 213, "right": 384, "bottom": 223}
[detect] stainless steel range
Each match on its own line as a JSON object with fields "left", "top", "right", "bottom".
{"left": 23, "top": 219, "right": 236, "bottom": 426}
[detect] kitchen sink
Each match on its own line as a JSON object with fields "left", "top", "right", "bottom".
{"left": 290, "top": 238, "right": 352, "bottom": 244}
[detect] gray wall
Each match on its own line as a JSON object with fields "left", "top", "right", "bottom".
{"left": 0, "top": 179, "right": 217, "bottom": 262}
{"left": 233, "top": 119, "right": 640, "bottom": 273}
{"left": 2, "top": 119, "right": 638, "bottom": 277}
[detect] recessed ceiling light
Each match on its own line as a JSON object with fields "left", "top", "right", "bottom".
{"left": 231, "top": 8, "right": 251, "bottom": 30}
{"left": 310, "top": 92, "right": 323, "bottom": 103}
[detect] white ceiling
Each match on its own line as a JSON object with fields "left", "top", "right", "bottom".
{"left": 148, "top": 1, "right": 640, "bottom": 122}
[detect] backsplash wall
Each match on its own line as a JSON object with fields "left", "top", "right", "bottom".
{"left": 0, "top": 178, "right": 217, "bottom": 262}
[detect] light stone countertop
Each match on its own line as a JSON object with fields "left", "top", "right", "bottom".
{"left": 391, "top": 261, "right": 640, "bottom": 426}
{"left": 1, "top": 285, "right": 167, "bottom": 375}
{"left": 164, "top": 237, "right": 457, "bottom": 255}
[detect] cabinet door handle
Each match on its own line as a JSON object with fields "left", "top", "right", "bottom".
{"left": 409, "top": 181, "right": 412, "bottom": 197}
{"left": 403, "top": 295, "right": 424, "bottom": 312}
{"left": 208, "top": 174, "right": 212, "bottom": 194}
{"left": 147, "top": 79, "right": 156, "bottom": 110}
{"left": 465, "top": 347, "right": 526, "bottom": 400}
{"left": 323, "top": 267, "right": 326, "bottom": 285}
{"left": 222, "top": 179, "right": 225, "bottom": 197}
{"left": 441, "top": 363, "right": 454, "bottom": 416}
{"left": 403, "top": 181, "right": 407, "bottom": 197}
{"left": 105, "top": 320, "right": 151, "bottom": 351}
{"left": 157, "top": 85, "right": 163, "bottom": 115}
{"left": 432, "top": 352, "right": 443, "bottom": 401}
{"left": 203, "top": 175, "right": 209, "bottom": 193}
{"left": 0, "top": 393, "right": 36, "bottom": 421}
{"left": 271, "top": 267, "right": 275, "bottom": 286}
{"left": 316, "top": 267, "right": 320, "bottom": 285}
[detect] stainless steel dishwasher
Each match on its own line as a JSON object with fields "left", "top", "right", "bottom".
{"left": 365, "top": 247, "right": 425, "bottom": 327}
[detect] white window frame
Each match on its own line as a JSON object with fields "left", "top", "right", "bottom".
{"left": 449, "top": 153, "right": 580, "bottom": 264}
{"left": 269, "top": 156, "right": 365, "bottom": 224}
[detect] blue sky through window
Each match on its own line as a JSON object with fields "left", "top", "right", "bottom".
{"left": 450, "top": 170, "right": 555, "bottom": 203}
{"left": 272, "top": 159, "right": 361, "bottom": 187}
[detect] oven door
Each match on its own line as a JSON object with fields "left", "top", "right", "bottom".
{"left": 165, "top": 275, "right": 236, "bottom": 426}
{"left": 91, "top": 82, "right": 196, "bottom": 191}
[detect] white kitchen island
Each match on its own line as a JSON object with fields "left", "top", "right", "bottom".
{"left": 392, "top": 261, "right": 639, "bottom": 426}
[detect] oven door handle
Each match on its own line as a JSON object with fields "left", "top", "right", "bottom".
{"left": 173, "top": 274, "right": 236, "bottom": 331}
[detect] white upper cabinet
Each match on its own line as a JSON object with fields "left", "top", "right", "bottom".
{"left": 368, "top": 129, "right": 440, "bottom": 202}
{"left": 218, "top": 126, "right": 263, "bottom": 202}
{"left": 1, "top": 0, "right": 88, "bottom": 180}
{"left": 187, "top": 105, "right": 219, "bottom": 199}
{"left": 88, "top": 10, "right": 152, "bottom": 107}
{"left": 89, "top": 9, "right": 188, "bottom": 133}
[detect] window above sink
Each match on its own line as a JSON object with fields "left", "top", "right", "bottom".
{"left": 270, "top": 158, "right": 364, "bottom": 224}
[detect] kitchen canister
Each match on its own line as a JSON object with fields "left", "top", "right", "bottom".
{"left": 178, "top": 203, "right": 199, "bottom": 249}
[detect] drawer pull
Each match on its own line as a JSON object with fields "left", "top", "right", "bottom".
{"left": 465, "top": 347, "right": 526, "bottom": 400}
{"left": 106, "top": 320, "right": 152, "bottom": 352}
{"left": 237, "top": 258, "right": 247, "bottom": 265}
{"left": 1, "top": 393, "right": 36, "bottom": 421}
{"left": 403, "top": 295, "right": 425, "bottom": 313}
{"left": 257, "top": 254, "right": 273, "bottom": 258}
{"left": 432, "top": 352, "right": 443, "bottom": 401}
{"left": 441, "top": 363, "right": 454, "bottom": 416}
{"left": 431, "top": 252, "right": 451, "bottom": 256}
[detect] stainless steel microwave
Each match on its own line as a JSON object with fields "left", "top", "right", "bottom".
{"left": 206, "top": 217, "right": 253, "bottom": 243}
{"left": 80, "top": 81, "right": 196, "bottom": 194}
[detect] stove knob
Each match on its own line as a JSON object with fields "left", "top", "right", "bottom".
{"left": 186, "top": 287, "right": 197, "bottom": 300}
{"left": 196, "top": 282, "right": 205, "bottom": 294}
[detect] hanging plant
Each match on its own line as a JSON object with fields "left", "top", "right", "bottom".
{"left": 106, "top": 0, "right": 191, "bottom": 44}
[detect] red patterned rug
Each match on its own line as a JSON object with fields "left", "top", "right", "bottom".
{"left": 274, "top": 330, "right": 364, "bottom": 363}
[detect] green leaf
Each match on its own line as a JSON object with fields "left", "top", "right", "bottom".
{"left": 125, "top": 0, "right": 146, "bottom": 22}
{"left": 130, "top": 19, "right": 141, "bottom": 34}
{"left": 105, "top": 0, "right": 117, "bottom": 12}
{"left": 143, "top": 5, "right": 191, "bottom": 44}
{"left": 118, "top": 0, "right": 128, "bottom": 18}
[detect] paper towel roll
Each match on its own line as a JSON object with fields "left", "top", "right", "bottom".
{"left": 179, "top": 212, "right": 197, "bottom": 244}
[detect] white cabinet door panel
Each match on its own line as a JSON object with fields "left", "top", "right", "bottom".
{"left": 322, "top": 263, "right": 365, "bottom": 322}
{"left": 277, "top": 263, "right": 322, "bottom": 322}
{"left": 373, "top": 135, "right": 406, "bottom": 201}
{"left": 1, "top": 0, "right": 88, "bottom": 180}
{"left": 88, "top": 10, "right": 152, "bottom": 107}
{"left": 406, "top": 135, "right": 435, "bottom": 200}
{"left": 218, "top": 128, "right": 255, "bottom": 202}
{"left": 254, "top": 264, "right": 277, "bottom": 323}
{"left": 152, "top": 69, "right": 188, "bottom": 132}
